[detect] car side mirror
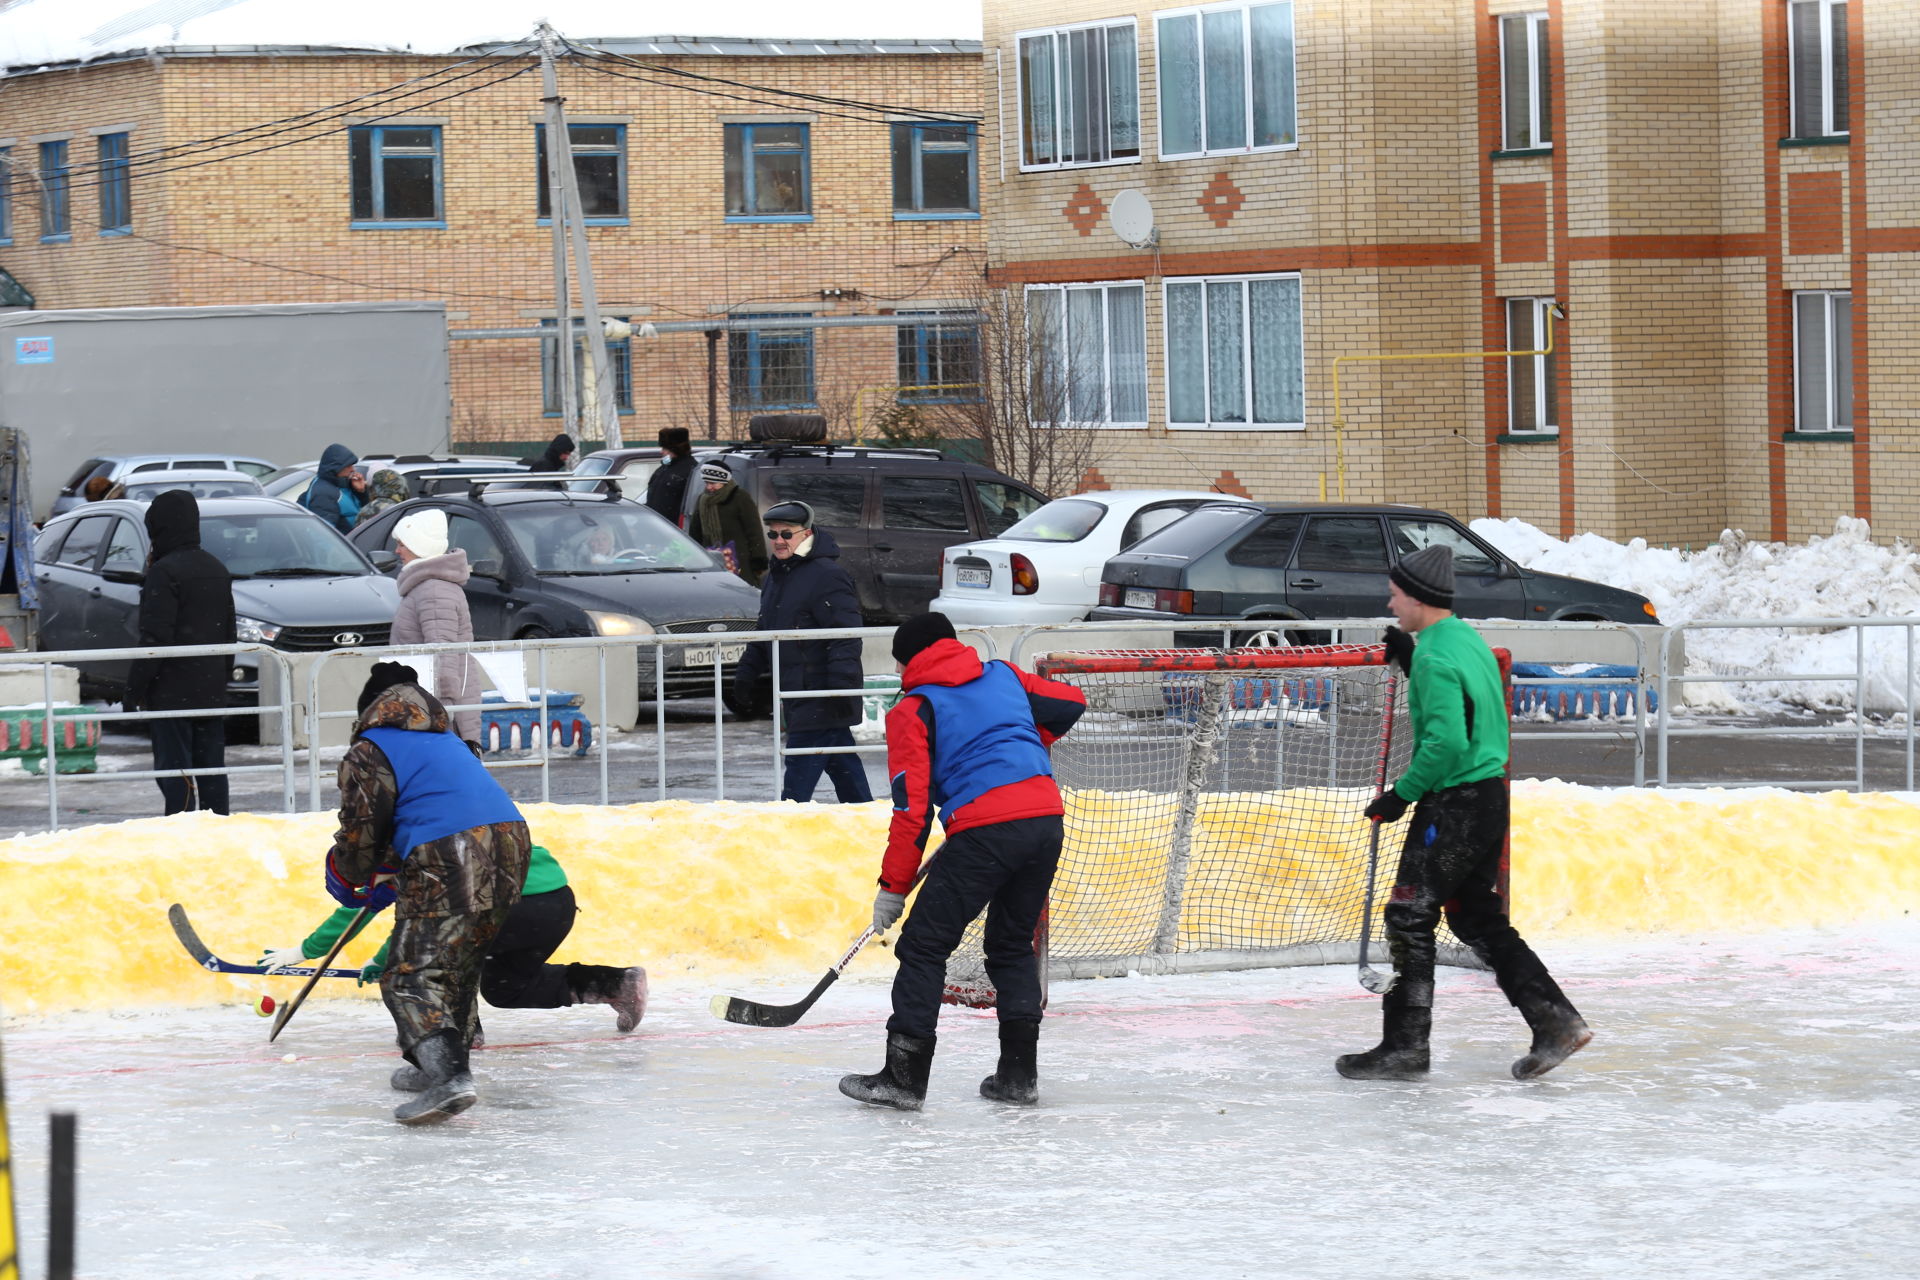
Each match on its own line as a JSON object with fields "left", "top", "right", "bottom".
{"left": 101, "top": 567, "right": 145, "bottom": 585}
{"left": 471, "top": 558, "right": 506, "bottom": 581}
{"left": 1496, "top": 559, "right": 1520, "bottom": 579}
{"left": 366, "top": 549, "right": 400, "bottom": 573}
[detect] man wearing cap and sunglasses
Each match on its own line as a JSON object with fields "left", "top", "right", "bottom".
{"left": 731, "top": 500, "right": 874, "bottom": 804}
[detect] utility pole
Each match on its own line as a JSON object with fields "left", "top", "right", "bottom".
{"left": 537, "top": 25, "right": 578, "bottom": 439}
{"left": 537, "top": 25, "right": 623, "bottom": 448}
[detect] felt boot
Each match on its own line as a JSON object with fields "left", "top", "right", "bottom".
{"left": 979, "top": 1020, "right": 1040, "bottom": 1105}
{"left": 838, "top": 1032, "right": 936, "bottom": 1111}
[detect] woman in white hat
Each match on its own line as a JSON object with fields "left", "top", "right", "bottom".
{"left": 389, "top": 508, "right": 484, "bottom": 743}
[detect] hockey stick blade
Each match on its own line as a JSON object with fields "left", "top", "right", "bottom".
{"left": 168, "top": 904, "right": 361, "bottom": 981}
{"left": 270, "top": 905, "right": 371, "bottom": 1043}
{"left": 710, "top": 969, "right": 841, "bottom": 1028}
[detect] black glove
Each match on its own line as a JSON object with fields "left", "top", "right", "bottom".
{"left": 1364, "top": 790, "right": 1409, "bottom": 824}
{"left": 1382, "top": 626, "right": 1415, "bottom": 676}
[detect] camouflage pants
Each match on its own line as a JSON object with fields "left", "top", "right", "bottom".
{"left": 380, "top": 821, "right": 530, "bottom": 1060}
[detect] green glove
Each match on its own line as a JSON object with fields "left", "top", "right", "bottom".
{"left": 358, "top": 958, "right": 386, "bottom": 987}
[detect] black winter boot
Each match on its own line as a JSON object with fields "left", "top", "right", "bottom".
{"left": 389, "top": 1062, "right": 432, "bottom": 1092}
{"left": 1510, "top": 980, "right": 1592, "bottom": 1080}
{"left": 1335, "top": 990, "right": 1432, "bottom": 1081}
{"left": 979, "top": 1020, "right": 1040, "bottom": 1104}
{"left": 392, "top": 1030, "right": 477, "bottom": 1125}
{"left": 838, "top": 1032, "right": 936, "bottom": 1111}
{"left": 569, "top": 964, "right": 649, "bottom": 1033}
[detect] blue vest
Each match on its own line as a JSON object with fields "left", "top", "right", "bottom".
{"left": 361, "top": 727, "right": 523, "bottom": 858}
{"left": 913, "top": 661, "right": 1053, "bottom": 823}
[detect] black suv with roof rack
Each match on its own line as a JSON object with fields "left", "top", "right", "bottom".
{"left": 681, "top": 441, "right": 1049, "bottom": 623}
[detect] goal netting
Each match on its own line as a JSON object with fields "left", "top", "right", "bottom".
{"left": 942, "top": 644, "right": 1502, "bottom": 1007}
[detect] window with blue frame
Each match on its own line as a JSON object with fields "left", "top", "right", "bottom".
{"left": 0, "top": 148, "right": 11, "bottom": 243}
{"left": 891, "top": 122, "right": 977, "bottom": 217}
{"left": 38, "top": 140, "right": 69, "bottom": 240}
{"left": 97, "top": 132, "right": 130, "bottom": 233}
{"left": 896, "top": 313, "right": 982, "bottom": 401}
{"left": 536, "top": 123, "right": 626, "bottom": 222}
{"left": 349, "top": 125, "right": 442, "bottom": 226}
{"left": 728, "top": 317, "right": 816, "bottom": 409}
{"left": 724, "top": 124, "right": 810, "bottom": 220}
{"left": 540, "top": 318, "right": 634, "bottom": 415}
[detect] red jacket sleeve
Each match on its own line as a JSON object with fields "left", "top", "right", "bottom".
{"left": 1013, "top": 665, "right": 1088, "bottom": 748}
{"left": 880, "top": 695, "right": 936, "bottom": 894}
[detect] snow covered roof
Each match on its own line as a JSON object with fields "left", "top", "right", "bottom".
{"left": 0, "top": 0, "right": 983, "bottom": 73}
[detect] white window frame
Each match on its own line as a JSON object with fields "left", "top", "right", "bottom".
{"left": 1505, "top": 296, "right": 1559, "bottom": 435}
{"left": 1154, "top": 1, "right": 1297, "bottom": 161}
{"left": 1162, "top": 272, "right": 1305, "bottom": 432}
{"left": 1024, "top": 281, "right": 1149, "bottom": 428}
{"left": 1792, "top": 290, "right": 1852, "bottom": 433}
{"left": 1788, "top": 0, "right": 1849, "bottom": 139}
{"left": 1499, "top": 12, "right": 1552, "bottom": 152}
{"left": 1014, "top": 19, "right": 1141, "bottom": 173}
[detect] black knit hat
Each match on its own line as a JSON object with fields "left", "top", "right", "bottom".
{"left": 1389, "top": 544, "right": 1455, "bottom": 609}
{"left": 892, "top": 612, "right": 957, "bottom": 665}
{"left": 357, "top": 661, "right": 420, "bottom": 715}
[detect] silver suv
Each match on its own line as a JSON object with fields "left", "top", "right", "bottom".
{"left": 51, "top": 452, "right": 277, "bottom": 518}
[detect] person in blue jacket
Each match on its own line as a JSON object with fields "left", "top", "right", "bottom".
{"left": 300, "top": 442, "right": 366, "bottom": 533}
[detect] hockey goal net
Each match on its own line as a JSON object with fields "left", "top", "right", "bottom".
{"left": 943, "top": 643, "right": 1504, "bottom": 1005}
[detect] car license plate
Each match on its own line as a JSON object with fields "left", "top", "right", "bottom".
{"left": 681, "top": 643, "right": 746, "bottom": 666}
{"left": 1124, "top": 588, "right": 1156, "bottom": 610}
{"left": 955, "top": 566, "right": 991, "bottom": 589}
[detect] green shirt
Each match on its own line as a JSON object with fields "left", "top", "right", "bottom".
{"left": 1391, "top": 614, "right": 1508, "bottom": 802}
{"left": 301, "top": 845, "right": 568, "bottom": 968}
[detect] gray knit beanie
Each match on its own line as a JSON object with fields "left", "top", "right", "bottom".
{"left": 1389, "top": 544, "right": 1455, "bottom": 609}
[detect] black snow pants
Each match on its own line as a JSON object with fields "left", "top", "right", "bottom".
{"left": 1384, "top": 777, "right": 1556, "bottom": 1010}
{"left": 150, "top": 717, "right": 228, "bottom": 815}
{"left": 479, "top": 885, "right": 630, "bottom": 1009}
{"left": 888, "top": 814, "right": 1062, "bottom": 1040}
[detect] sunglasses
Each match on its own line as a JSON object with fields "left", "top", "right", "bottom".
{"left": 766, "top": 528, "right": 803, "bottom": 541}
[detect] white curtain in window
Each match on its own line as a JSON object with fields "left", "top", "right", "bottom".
{"left": 1107, "top": 26, "right": 1140, "bottom": 155}
{"left": 1166, "top": 282, "right": 1206, "bottom": 423}
{"left": 1107, "top": 286, "right": 1147, "bottom": 422}
{"left": 1066, "top": 288, "right": 1108, "bottom": 421}
{"left": 1027, "top": 289, "right": 1066, "bottom": 418}
{"left": 1249, "top": 277, "right": 1302, "bottom": 423}
{"left": 1249, "top": 3, "right": 1295, "bottom": 147}
{"left": 1021, "top": 35, "right": 1056, "bottom": 166}
{"left": 1203, "top": 10, "right": 1247, "bottom": 152}
{"left": 1206, "top": 280, "right": 1245, "bottom": 423}
{"left": 1158, "top": 15, "right": 1202, "bottom": 155}
{"left": 1794, "top": 292, "right": 1828, "bottom": 431}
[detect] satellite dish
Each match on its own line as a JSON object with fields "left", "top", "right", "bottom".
{"left": 1109, "top": 188, "right": 1158, "bottom": 249}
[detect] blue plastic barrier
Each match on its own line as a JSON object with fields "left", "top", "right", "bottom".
{"left": 1509, "top": 662, "right": 1657, "bottom": 719}
{"left": 479, "top": 690, "right": 593, "bottom": 756}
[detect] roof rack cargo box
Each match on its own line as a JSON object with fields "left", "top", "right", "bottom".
{"left": 748, "top": 413, "right": 827, "bottom": 443}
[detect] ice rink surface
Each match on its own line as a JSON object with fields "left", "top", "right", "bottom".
{"left": 6, "top": 924, "right": 1917, "bottom": 1280}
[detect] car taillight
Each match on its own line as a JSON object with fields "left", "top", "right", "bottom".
{"left": 1099, "top": 582, "right": 1122, "bottom": 607}
{"left": 1155, "top": 589, "right": 1195, "bottom": 613}
{"left": 1011, "top": 553, "right": 1039, "bottom": 596}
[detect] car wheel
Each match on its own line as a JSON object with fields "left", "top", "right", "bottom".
{"left": 517, "top": 626, "right": 553, "bottom": 640}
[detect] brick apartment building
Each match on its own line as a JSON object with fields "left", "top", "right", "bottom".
{"left": 983, "top": 0, "right": 1918, "bottom": 545}
{"left": 0, "top": 24, "right": 984, "bottom": 456}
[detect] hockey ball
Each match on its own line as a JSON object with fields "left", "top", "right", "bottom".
{"left": 255, "top": 995, "right": 276, "bottom": 1017}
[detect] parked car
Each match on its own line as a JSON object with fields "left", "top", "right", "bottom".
{"left": 685, "top": 444, "right": 1048, "bottom": 623}
{"left": 50, "top": 452, "right": 277, "bottom": 518}
{"left": 931, "top": 490, "right": 1259, "bottom": 626}
{"left": 348, "top": 486, "right": 763, "bottom": 704}
{"left": 114, "top": 468, "right": 266, "bottom": 504}
{"left": 33, "top": 496, "right": 400, "bottom": 705}
{"left": 567, "top": 447, "right": 663, "bottom": 500}
{"left": 1090, "top": 502, "right": 1660, "bottom": 633}
{"left": 263, "top": 453, "right": 531, "bottom": 506}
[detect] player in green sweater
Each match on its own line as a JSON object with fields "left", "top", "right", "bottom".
{"left": 1337, "top": 543, "right": 1591, "bottom": 1083}
{"left": 262, "top": 844, "right": 647, "bottom": 1050}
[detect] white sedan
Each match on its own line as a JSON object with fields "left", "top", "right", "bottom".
{"left": 932, "top": 490, "right": 1258, "bottom": 625}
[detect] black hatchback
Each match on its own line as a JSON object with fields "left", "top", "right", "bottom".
{"left": 1090, "top": 503, "right": 1658, "bottom": 628}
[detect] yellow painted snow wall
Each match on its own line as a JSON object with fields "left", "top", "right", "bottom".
{"left": 1, "top": 783, "right": 1917, "bottom": 1014}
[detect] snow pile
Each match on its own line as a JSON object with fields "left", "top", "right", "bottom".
{"left": 0, "top": 0, "right": 982, "bottom": 72}
{"left": 1473, "top": 515, "right": 1920, "bottom": 713}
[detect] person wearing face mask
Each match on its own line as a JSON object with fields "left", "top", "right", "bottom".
{"left": 730, "top": 500, "right": 872, "bottom": 803}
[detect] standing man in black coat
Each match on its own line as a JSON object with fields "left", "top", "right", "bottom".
{"left": 732, "top": 500, "right": 874, "bottom": 803}
{"left": 124, "top": 490, "right": 237, "bottom": 815}
{"left": 645, "top": 427, "right": 696, "bottom": 526}
{"left": 526, "top": 432, "right": 576, "bottom": 473}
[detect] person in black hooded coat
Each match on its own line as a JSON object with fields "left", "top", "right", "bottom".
{"left": 527, "top": 432, "right": 576, "bottom": 473}
{"left": 125, "top": 489, "right": 237, "bottom": 814}
{"left": 732, "top": 500, "right": 873, "bottom": 803}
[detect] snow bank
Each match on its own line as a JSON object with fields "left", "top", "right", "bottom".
{"left": 1474, "top": 515, "right": 1920, "bottom": 713}
{"left": 0, "top": 0, "right": 983, "bottom": 72}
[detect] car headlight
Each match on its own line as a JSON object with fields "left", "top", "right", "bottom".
{"left": 585, "top": 611, "right": 655, "bottom": 637}
{"left": 235, "top": 616, "right": 281, "bottom": 644}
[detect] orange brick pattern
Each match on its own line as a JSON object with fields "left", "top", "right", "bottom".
{"left": 1196, "top": 172, "right": 1245, "bottom": 229}
{"left": 1499, "top": 181, "right": 1547, "bottom": 263}
{"left": 1788, "top": 172, "right": 1845, "bottom": 256}
{"left": 1063, "top": 183, "right": 1106, "bottom": 236}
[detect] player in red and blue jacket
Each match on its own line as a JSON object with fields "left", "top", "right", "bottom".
{"left": 839, "top": 613, "right": 1086, "bottom": 1112}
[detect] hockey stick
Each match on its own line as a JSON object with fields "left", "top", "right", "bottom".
{"left": 167, "top": 904, "right": 362, "bottom": 981}
{"left": 269, "top": 905, "right": 372, "bottom": 1043}
{"left": 709, "top": 861, "right": 933, "bottom": 1028}
{"left": 1357, "top": 673, "right": 1400, "bottom": 996}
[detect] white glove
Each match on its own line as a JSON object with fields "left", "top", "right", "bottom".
{"left": 872, "top": 890, "right": 907, "bottom": 933}
{"left": 258, "top": 946, "right": 311, "bottom": 973}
